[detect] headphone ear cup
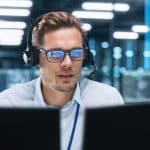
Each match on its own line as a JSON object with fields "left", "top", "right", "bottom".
{"left": 82, "top": 38, "right": 95, "bottom": 67}
{"left": 88, "top": 49, "right": 95, "bottom": 66}
{"left": 23, "top": 46, "right": 39, "bottom": 66}
{"left": 23, "top": 15, "right": 44, "bottom": 66}
{"left": 31, "top": 47, "right": 39, "bottom": 66}
{"left": 82, "top": 39, "right": 96, "bottom": 79}
{"left": 83, "top": 46, "right": 95, "bottom": 67}
{"left": 82, "top": 47, "right": 89, "bottom": 67}
{"left": 23, "top": 48, "right": 31, "bottom": 65}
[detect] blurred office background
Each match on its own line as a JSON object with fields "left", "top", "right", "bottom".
{"left": 0, "top": 0, "right": 149, "bottom": 103}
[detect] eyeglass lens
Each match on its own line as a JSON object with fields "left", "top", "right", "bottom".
{"left": 46, "top": 48, "right": 84, "bottom": 62}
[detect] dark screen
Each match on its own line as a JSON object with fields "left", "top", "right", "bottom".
{"left": 83, "top": 103, "right": 150, "bottom": 150}
{"left": 0, "top": 107, "right": 60, "bottom": 150}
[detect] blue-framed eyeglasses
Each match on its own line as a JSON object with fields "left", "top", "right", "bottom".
{"left": 39, "top": 48, "right": 84, "bottom": 63}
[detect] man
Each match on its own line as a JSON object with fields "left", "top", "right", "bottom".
{"left": 0, "top": 12, "right": 124, "bottom": 150}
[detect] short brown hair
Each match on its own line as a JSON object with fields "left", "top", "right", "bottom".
{"left": 32, "top": 11, "right": 86, "bottom": 48}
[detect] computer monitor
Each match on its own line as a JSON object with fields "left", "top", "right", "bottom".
{"left": 0, "top": 107, "right": 60, "bottom": 150}
{"left": 83, "top": 103, "right": 150, "bottom": 150}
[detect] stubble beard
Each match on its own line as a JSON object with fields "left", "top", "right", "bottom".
{"left": 41, "top": 73, "right": 80, "bottom": 93}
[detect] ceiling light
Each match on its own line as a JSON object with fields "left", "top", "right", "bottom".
{"left": 0, "top": 36, "right": 23, "bottom": 46}
{"left": 0, "top": 20, "right": 26, "bottom": 29}
{"left": 143, "top": 51, "right": 150, "bottom": 57}
{"left": 113, "top": 31, "right": 139, "bottom": 39}
{"left": 125, "top": 50, "right": 134, "bottom": 57}
{"left": 82, "top": 2, "right": 113, "bottom": 11}
{"left": 113, "top": 47, "right": 122, "bottom": 53}
{"left": 0, "top": 8, "right": 30, "bottom": 16}
{"left": 101, "top": 41, "right": 109, "bottom": 48}
{"left": 0, "top": 29, "right": 24, "bottom": 37}
{"left": 81, "top": 2, "right": 130, "bottom": 12}
{"left": 114, "top": 3, "right": 130, "bottom": 12}
{"left": 0, "top": 0, "right": 32, "bottom": 8}
{"left": 132, "top": 25, "right": 149, "bottom": 33}
{"left": 113, "top": 47, "right": 122, "bottom": 59}
{"left": 72, "top": 11, "right": 113, "bottom": 20}
{"left": 82, "top": 23, "right": 92, "bottom": 31}
{"left": 0, "top": 29, "right": 23, "bottom": 45}
{"left": 0, "top": 40, "right": 22, "bottom": 46}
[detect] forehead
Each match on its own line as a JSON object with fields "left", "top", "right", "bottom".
{"left": 42, "top": 27, "right": 83, "bottom": 49}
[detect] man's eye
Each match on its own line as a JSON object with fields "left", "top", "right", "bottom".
{"left": 52, "top": 52, "right": 63, "bottom": 57}
{"left": 71, "top": 50, "right": 83, "bottom": 57}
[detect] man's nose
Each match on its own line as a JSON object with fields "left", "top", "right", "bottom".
{"left": 60, "top": 54, "right": 73, "bottom": 68}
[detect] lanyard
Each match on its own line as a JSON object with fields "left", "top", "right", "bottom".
{"left": 67, "top": 103, "right": 80, "bottom": 150}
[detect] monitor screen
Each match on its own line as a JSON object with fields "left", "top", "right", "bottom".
{"left": 0, "top": 107, "right": 60, "bottom": 150}
{"left": 83, "top": 103, "right": 150, "bottom": 150}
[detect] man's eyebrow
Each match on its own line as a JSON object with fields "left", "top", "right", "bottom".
{"left": 45, "top": 47, "right": 83, "bottom": 51}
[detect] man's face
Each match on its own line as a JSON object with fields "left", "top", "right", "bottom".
{"left": 39, "top": 27, "right": 83, "bottom": 92}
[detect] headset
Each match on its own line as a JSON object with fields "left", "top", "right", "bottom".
{"left": 23, "top": 13, "right": 95, "bottom": 70}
